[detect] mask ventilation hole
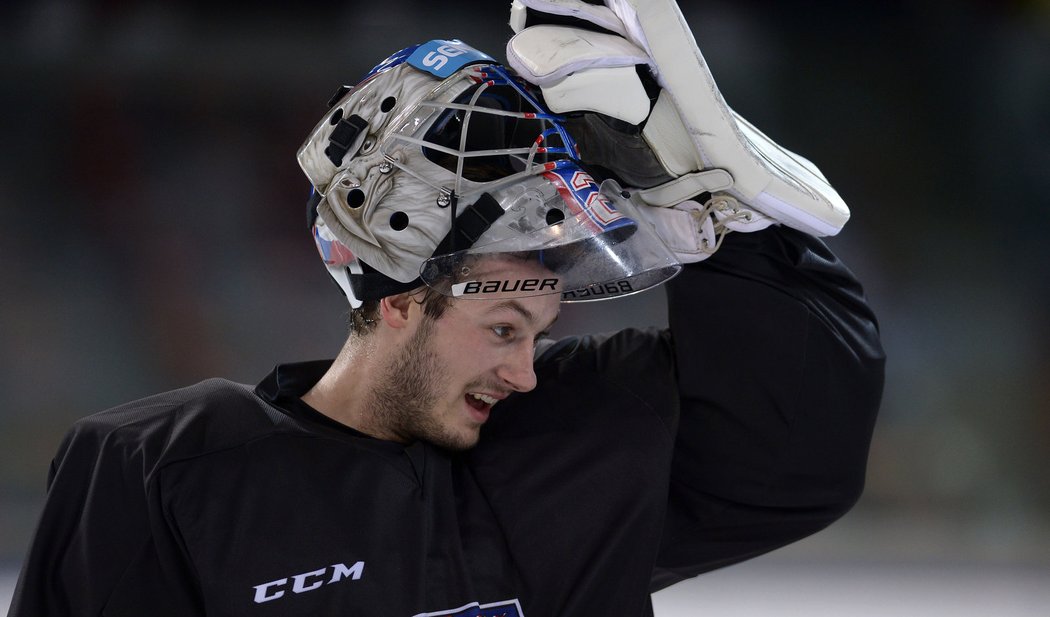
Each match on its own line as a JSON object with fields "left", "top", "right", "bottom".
{"left": 545, "top": 208, "right": 565, "bottom": 225}
{"left": 329, "top": 108, "right": 344, "bottom": 125}
{"left": 389, "top": 211, "right": 409, "bottom": 231}
{"left": 347, "top": 189, "right": 365, "bottom": 209}
{"left": 380, "top": 97, "right": 396, "bottom": 113}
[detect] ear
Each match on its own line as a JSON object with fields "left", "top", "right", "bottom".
{"left": 378, "top": 292, "right": 416, "bottom": 330}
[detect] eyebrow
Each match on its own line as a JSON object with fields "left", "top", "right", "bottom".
{"left": 487, "top": 300, "right": 559, "bottom": 334}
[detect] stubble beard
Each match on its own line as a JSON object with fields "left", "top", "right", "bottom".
{"left": 367, "top": 316, "right": 480, "bottom": 451}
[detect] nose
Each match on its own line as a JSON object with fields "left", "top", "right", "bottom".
{"left": 498, "top": 342, "right": 538, "bottom": 393}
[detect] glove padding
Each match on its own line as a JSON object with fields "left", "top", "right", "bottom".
{"left": 507, "top": 0, "right": 851, "bottom": 238}
{"left": 634, "top": 193, "right": 774, "bottom": 264}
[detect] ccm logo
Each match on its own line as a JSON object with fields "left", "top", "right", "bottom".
{"left": 252, "top": 561, "right": 364, "bottom": 604}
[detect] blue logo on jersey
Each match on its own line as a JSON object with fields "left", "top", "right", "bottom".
{"left": 407, "top": 39, "right": 494, "bottom": 78}
{"left": 414, "top": 599, "right": 524, "bottom": 617}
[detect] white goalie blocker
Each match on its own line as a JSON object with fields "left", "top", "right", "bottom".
{"left": 507, "top": 0, "right": 850, "bottom": 238}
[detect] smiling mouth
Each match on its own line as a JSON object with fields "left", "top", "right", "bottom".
{"left": 464, "top": 392, "right": 498, "bottom": 420}
{"left": 468, "top": 392, "right": 498, "bottom": 407}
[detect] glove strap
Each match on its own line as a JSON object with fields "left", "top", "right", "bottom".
{"left": 634, "top": 169, "right": 733, "bottom": 208}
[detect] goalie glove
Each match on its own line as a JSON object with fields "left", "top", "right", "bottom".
{"left": 633, "top": 191, "right": 775, "bottom": 264}
{"left": 507, "top": 0, "right": 850, "bottom": 238}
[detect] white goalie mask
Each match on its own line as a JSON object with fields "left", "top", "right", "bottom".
{"left": 298, "top": 39, "right": 680, "bottom": 307}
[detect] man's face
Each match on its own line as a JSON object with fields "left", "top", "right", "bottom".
{"left": 369, "top": 260, "right": 561, "bottom": 450}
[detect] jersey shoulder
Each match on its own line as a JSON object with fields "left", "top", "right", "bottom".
{"left": 59, "top": 378, "right": 295, "bottom": 477}
{"left": 525, "top": 326, "right": 679, "bottom": 433}
{"left": 535, "top": 326, "right": 675, "bottom": 381}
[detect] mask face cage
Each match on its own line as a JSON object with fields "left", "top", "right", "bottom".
{"left": 382, "top": 68, "right": 681, "bottom": 303}
{"left": 379, "top": 62, "right": 581, "bottom": 209}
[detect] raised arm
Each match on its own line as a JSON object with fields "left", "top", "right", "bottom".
{"left": 506, "top": 0, "right": 885, "bottom": 591}
{"left": 653, "top": 226, "right": 883, "bottom": 589}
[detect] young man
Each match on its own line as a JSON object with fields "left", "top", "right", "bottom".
{"left": 9, "top": 2, "right": 884, "bottom": 616}
{"left": 302, "top": 255, "right": 563, "bottom": 452}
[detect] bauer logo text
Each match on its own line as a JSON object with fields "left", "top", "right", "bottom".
{"left": 453, "top": 279, "right": 559, "bottom": 296}
{"left": 561, "top": 280, "right": 634, "bottom": 300}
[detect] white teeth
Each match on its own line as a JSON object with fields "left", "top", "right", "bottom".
{"left": 469, "top": 393, "right": 498, "bottom": 406}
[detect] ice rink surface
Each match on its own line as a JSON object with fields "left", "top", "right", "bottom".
{"left": 651, "top": 560, "right": 1050, "bottom": 616}
{"left": 3, "top": 560, "right": 1047, "bottom": 616}
{"left": 1, "top": 571, "right": 15, "bottom": 615}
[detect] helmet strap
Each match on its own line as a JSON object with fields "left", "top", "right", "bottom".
{"left": 432, "top": 192, "right": 505, "bottom": 255}
{"left": 346, "top": 192, "right": 506, "bottom": 302}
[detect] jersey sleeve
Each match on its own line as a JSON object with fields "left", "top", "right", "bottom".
{"left": 8, "top": 407, "right": 204, "bottom": 617}
{"left": 651, "top": 226, "right": 885, "bottom": 591}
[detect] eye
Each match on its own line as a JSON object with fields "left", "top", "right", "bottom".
{"left": 491, "top": 325, "right": 514, "bottom": 340}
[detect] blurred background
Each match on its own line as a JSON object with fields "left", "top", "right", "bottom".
{"left": 1, "top": 0, "right": 1048, "bottom": 614}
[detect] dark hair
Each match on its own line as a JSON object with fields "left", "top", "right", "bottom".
{"left": 347, "top": 299, "right": 381, "bottom": 336}
{"left": 347, "top": 286, "right": 452, "bottom": 337}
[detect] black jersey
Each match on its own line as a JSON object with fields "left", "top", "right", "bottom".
{"left": 9, "top": 228, "right": 885, "bottom": 617}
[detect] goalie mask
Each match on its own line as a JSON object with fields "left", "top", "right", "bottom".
{"left": 298, "top": 39, "right": 680, "bottom": 307}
